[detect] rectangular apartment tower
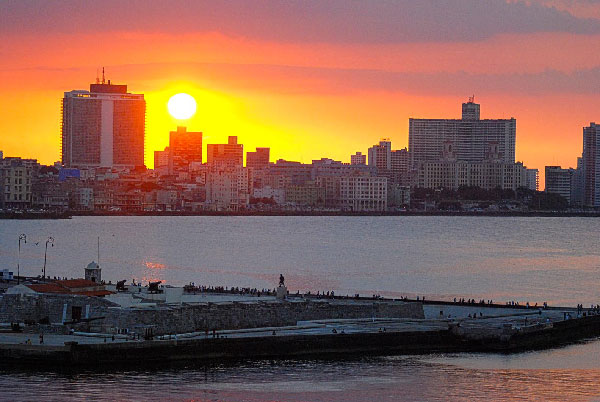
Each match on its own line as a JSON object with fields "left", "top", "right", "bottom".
{"left": 583, "top": 123, "right": 600, "bottom": 207}
{"left": 61, "top": 81, "right": 145, "bottom": 169}
{"left": 168, "top": 126, "right": 203, "bottom": 174}
{"left": 409, "top": 99, "right": 516, "bottom": 168}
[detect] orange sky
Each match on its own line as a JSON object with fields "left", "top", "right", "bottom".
{"left": 1, "top": 1, "right": 599, "bottom": 188}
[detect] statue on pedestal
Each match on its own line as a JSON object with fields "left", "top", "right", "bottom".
{"left": 277, "top": 274, "right": 287, "bottom": 300}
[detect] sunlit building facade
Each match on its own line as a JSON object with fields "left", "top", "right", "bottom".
{"left": 409, "top": 100, "right": 516, "bottom": 168}
{"left": 246, "top": 147, "right": 270, "bottom": 170}
{"left": 205, "top": 166, "right": 249, "bottom": 211}
{"left": 61, "top": 81, "right": 145, "bottom": 169}
{"left": 207, "top": 136, "right": 243, "bottom": 168}
{"left": 168, "top": 126, "right": 203, "bottom": 174}
{"left": 154, "top": 147, "right": 169, "bottom": 170}
{"left": 368, "top": 139, "right": 391, "bottom": 171}
{"left": 350, "top": 152, "right": 366, "bottom": 165}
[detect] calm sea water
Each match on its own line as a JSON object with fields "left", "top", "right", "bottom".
{"left": 0, "top": 216, "right": 599, "bottom": 401}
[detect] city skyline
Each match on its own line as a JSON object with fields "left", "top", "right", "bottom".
{"left": 3, "top": 82, "right": 595, "bottom": 195}
{"left": 2, "top": 1, "right": 600, "bottom": 187}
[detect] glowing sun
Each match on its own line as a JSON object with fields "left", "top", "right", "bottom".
{"left": 168, "top": 93, "right": 197, "bottom": 120}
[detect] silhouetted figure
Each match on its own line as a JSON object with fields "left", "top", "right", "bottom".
{"left": 279, "top": 274, "right": 285, "bottom": 287}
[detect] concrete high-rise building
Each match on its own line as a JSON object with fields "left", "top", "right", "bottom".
{"left": 368, "top": 139, "right": 391, "bottom": 171}
{"left": 525, "top": 168, "right": 539, "bottom": 191}
{"left": 154, "top": 147, "right": 169, "bottom": 170}
{"left": 246, "top": 147, "right": 270, "bottom": 169}
{"left": 545, "top": 166, "right": 575, "bottom": 204}
{"left": 583, "top": 122, "right": 600, "bottom": 207}
{"left": 409, "top": 99, "right": 516, "bottom": 168}
{"left": 61, "top": 80, "right": 145, "bottom": 169}
{"left": 391, "top": 148, "right": 410, "bottom": 183}
{"left": 571, "top": 157, "right": 585, "bottom": 207}
{"left": 461, "top": 97, "right": 480, "bottom": 120}
{"left": 168, "top": 126, "right": 202, "bottom": 174}
{"left": 350, "top": 152, "right": 366, "bottom": 165}
{"left": 207, "top": 136, "right": 243, "bottom": 168}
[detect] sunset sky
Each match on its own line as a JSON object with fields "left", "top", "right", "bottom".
{"left": 2, "top": 0, "right": 600, "bottom": 186}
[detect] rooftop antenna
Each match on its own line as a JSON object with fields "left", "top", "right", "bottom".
{"left": 97, "top": 236, "right": 100, "bottom": 268}
{"left": 102, "top": 67, "right": 106, "bottom": 85}
{"left": 96, "top": 68, "right": 100, "bottom": 84}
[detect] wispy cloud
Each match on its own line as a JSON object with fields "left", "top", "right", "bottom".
{"left": 2, "top": 0, "right": 600, "bottom": 43}
{"left": 99, "top": 61, "right": 600, "bottom": 96}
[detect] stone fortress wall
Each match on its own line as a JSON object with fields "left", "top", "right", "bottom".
{"left": 98, "top": 299, "right": 424, "bottom": 335}
{"left": 0, "top": 294, "right": 116, "bottom": 325}
{"left": 0, "top": 294, "right": 424, "bottom": 336}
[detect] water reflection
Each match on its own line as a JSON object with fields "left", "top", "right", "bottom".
{"left": 2, "top": 344, "right": 600, "bottom": 401}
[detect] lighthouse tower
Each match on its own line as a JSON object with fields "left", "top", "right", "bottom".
{"left": 85, "top": 261, "right": 102, "bottom": 283}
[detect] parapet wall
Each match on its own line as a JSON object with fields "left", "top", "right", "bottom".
{"left": 0, "top": 294, "right": 423, "bottom": 336}
{"left": 0, "top": 294, "right": 116, "bottom": 324}
{"left": 99, "top": 300, "right": 424, "bottom": 335}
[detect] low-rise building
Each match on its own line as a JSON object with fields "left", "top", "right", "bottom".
{"left": 388, "top": 184, "right": 411, "bottom": 209}
{"left": 417, "top": 160, "right": 526, "bottom": 191}
{"left": 340, "top": 176, "right": 387, "bottom": 211}
{"left": 76, "top": 187, "right": 94, "bottom": 210}
{"left": 0, "top": 157, "right": 37, "bottom": 209}
{"left": 32, "top": 176, "right": 70, "bottom": 211}
{"left": 315, "top": 176, "right": 342, "bottom": 207}
{"left": 285, "top": 182, "right": 326, "bottom": 206}
{"left": 253, "top": 186, "right": 285, "bottom": 204}
{"left": 205, "top": 167, "right": 249, "bottom": 211}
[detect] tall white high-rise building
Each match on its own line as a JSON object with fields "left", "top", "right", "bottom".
{"left": 409, "top": 99, "right": 516, "bottom": 168}
{"left": 525, "top": 168, "right": 539, "bottom": 191}
{"left": 583, "top": 122, "right": 600, "bottom": 207}
{"left": 61, "top": 79, "right": 145, "bottom": 169}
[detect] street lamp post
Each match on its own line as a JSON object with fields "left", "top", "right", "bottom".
{"left": 43, "top": 237, "right": 54, "bottom": 280}
{"left": 17, "top": 234, "right": 27, "bottom": 284}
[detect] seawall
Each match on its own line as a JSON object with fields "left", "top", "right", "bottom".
{"left": 97, "top": 300, "right": 424, "bottom": 335}
{"left": 0, "top": 294, "right": 423, "bottom": 335}
{"left": 4, "top": 313, "right": 600, "bottom": 366}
